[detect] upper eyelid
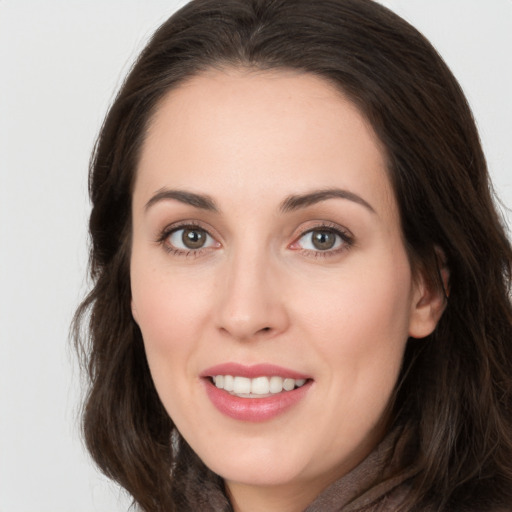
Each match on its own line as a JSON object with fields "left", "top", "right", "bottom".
{"left": 157, "top": 220, "right": 217, "bottom": 240}
{"left": 294, "top": 221, "right": 353, "bottom": 239}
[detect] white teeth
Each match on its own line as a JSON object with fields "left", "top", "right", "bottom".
{"left": 283, "top": 378, "right": 295, "bottom": 391}
{"left": 269, "top": 376, "right": 283, "bottom": 393}
{"left": 224, "top": 374, "right": 234, "bottom": 391}
{"left": 251, "top": 376, "right": 270, "bottom": 394}
{"left": 233, "top": 376, "right": 251, "bottom": 394}
{"left": 212, "top": 375, "right": 307, "bottom": 396}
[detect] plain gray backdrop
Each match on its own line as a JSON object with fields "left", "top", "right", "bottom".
{"left": 1, "top": 1, "right": 510, "bottom": 510}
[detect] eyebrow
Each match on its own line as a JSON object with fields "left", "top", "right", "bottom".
{"left": 280, "top": 188, "right": 376, "bottom": 214}
{"left": 144, "top": 187, "right": 375, "bottom": 215}
{"left": 144, "top": 188, "right": 219, "bottom": 212}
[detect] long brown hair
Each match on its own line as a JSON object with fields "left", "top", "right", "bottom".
{"left": 73, "top": 1, "right": 512, "bottom": 510}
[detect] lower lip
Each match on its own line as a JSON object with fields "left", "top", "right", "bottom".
{"left": 203, "top": 379, "right": 312, "bottom": 422}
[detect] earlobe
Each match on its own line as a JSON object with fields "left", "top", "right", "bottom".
{"left": 408, "top": 250, "right": 449, "bottom": 339}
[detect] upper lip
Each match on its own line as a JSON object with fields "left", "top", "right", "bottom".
{"left": 200, "top": 362, "right": 311, "bottom": 380}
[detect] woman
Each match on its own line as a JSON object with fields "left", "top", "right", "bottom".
{"left": 74, "top": 0, "right": 512, "bottom": 510}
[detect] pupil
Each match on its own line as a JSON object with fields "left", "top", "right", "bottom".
{"left": 182, "top": 229, "right": 206, "bottom": 249}
{"left": 312, "top": 231, "right": 335, "bottom": 250}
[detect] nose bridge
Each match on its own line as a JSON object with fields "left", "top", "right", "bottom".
{"left": 215, "top": 240, "right": 288, "bottom": 340}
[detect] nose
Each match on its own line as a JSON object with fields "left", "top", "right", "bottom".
{"left": 214, "top": 248, "right": 290, "bottom": 341}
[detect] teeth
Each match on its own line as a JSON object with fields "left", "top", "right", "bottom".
{"left": 234, "top": 376, "right": 251, "bottom": 394}
{"left": 269, "top": 376, "right": 283, "bottom": 393}
{"left": 251, "top": 376, "right": 270, "bottom": 394}
{"left": 212, "top": 375, "right": 307, "bottom": 396}
{"left": 283, "top": 378, "right": 295, "bottom": 391}
{"left": 224, "top": 375, "right": 234, "bottom": 391}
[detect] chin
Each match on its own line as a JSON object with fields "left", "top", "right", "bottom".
{"left": 215, "top": 463, "right": 306, "bottom": 488}
{"left": 198, "top": 443, "right": 310, "bottom": 487}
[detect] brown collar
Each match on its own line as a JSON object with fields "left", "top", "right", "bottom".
{"left": 304, "top": 426, "right": 419, "bottom": 512}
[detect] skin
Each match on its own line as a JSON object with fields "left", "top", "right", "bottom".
{"left": 130, "top": 69, "right": 445, "bottom": 512}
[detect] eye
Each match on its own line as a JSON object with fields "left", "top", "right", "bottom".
{"left": 165, "top": 226, "right": 218, "bottom": 252}
{"left": 301, "top": 230, "right": 339, "bottom": 251}
{"left": 292, "top": 226, "right": 353, "bottom": 254}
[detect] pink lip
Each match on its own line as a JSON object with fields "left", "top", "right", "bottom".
{"left": 200, "top": 363, "right": 312, "bottom": 422}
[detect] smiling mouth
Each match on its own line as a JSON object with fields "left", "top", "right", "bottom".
{"left": 211, "top": 375, "right": 308, "bottom": 398}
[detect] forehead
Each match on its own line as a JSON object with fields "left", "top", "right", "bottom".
{"left": 135, "top": 68, "right": 396, "bottom": 218}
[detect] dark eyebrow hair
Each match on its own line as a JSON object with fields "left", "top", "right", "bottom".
{"left": 280, "top": 188, "right": 376, "bottom": 214}
{"left": 144, "top": 188, "right": 219, "bottom": 212}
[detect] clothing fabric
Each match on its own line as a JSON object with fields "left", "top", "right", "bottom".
{"left": 303, "top": 427, "right": 418, "bottom": 512}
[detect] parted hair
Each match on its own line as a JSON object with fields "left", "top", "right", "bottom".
{"left": 73, "top": 0, "right": 512, "bottom": 510}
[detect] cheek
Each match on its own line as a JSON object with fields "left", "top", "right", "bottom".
{"left": 130, "top": 261, "right": 212, "bottom": 424}
{"left": 304, "top": 258, "right": 411, "bottom": 331}
{"left": 130, "top": 254, "right": 211, "bottom": 375}
{"left": 297, "top": 253, "right": 414, "bottom": 388}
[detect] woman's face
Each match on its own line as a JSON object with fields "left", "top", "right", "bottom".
{"left": 130, "top": 69, "right": 439, "bottom": 507}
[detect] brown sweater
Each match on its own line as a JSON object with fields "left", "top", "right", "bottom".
{"left": 303, "top": 427, "right": 419, "bottom": 512}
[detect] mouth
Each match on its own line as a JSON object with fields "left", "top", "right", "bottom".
{"left": 200, "top": 363, "right": 313, "bottom": 421}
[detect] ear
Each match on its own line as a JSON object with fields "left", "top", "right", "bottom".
{"left": 408, "top": 248, "right": 449, "bottom": 339}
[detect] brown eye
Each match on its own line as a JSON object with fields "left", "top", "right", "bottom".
{"left": 311, "top": 230, "right": 337, "bottom": 250}
{"left": 165, "top": 226, "right": 217, "bottom": 252}
{"left": 182, "top": 228, "right": 208, "bottom": 249}
{"left": 294, "top": 227, "right": 350, "bottom": 253}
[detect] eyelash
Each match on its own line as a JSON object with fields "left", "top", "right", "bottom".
{"left": 156, "top": 222, "right": 354, "bottom": 258}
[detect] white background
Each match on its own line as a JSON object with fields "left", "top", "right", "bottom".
{"left": 0, "top": 1, "right": 510, "bottom": 511}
